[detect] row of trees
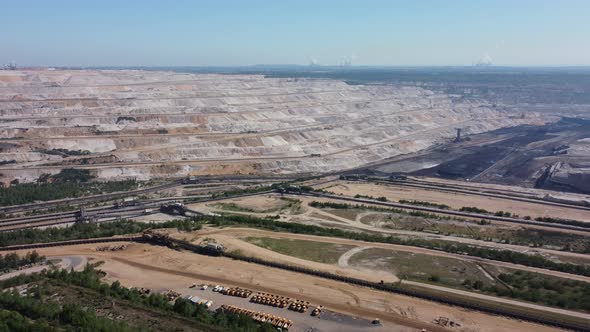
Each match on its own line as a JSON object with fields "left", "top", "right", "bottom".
{"left": 0, "top": 178, "right": 137, "bottom": 207}
{"left": 0, "top": 219, "right": 202, "bottom": 247}
{"left": 0, "top": 251, "right": 44, "bottom": 273}
{"left": 354, "top": 194, "right": 388, "bottom": 202}
{"left": 399, "top": 199, "right": 451, "bottom": 210}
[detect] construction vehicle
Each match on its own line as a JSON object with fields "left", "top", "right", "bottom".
{"left": 250, "top": 292, "right": 291, "bottom": 308}
{"left": 311, "top": 305, "right": 323, "bottom": 316}
{"left": 288, "top": 300, "right": 309, "bottom": 313}
{"left": 218, "top": 305, "right": 293, "bottom": 329}
{"left": 222, "top": 287, "right": 252, "bottom": 298}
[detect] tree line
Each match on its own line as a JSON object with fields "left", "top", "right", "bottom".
{"left": 0, "top": 179, "right": 137, "bottom": 207}
{"left": 0, "top": 251, "right": 44, "bottom": 273}
{"left": 0, "top": 219, "right": 201, "bottom": 247}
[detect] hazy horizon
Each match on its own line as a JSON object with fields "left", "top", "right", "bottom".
{"left": 2, "top": 0, "right": 590, "bottom": 67}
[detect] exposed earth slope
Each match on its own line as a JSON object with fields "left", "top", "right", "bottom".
{"left": 0, "top": 69, "right": 548, "bottom": 183}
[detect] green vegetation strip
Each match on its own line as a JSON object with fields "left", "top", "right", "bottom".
{"left": 0, "top": 251, "right": 44, "bottom": 273}
{"left": 0, "top": 219, "right": 201, "bottom": 247}
{"left": 0, "top": 178, "right": 138, "bottom": 207}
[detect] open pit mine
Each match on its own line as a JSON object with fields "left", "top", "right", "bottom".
{"left": 0, "top": 69, "right": 548, "bottom": 184}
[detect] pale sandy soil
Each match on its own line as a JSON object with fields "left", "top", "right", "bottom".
{"left": 9, "top": 241, "right": 566, "bottom": 332}
{"left": 130, "top": 213, "right": 181, "bottom": 223}
{"left": 320, "top": 181, "right": 590, "bottom": 222}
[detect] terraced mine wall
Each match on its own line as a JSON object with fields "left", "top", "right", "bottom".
{"left": 0, "top": 70, "right": 549, "bottom": 184}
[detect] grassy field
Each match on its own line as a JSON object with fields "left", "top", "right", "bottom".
{"left": 215, "top": 197, "right": 303, "bottom": 214}
{"left": 349, "top": 247, "right": 498, "bottom": 288}
{"left": 349, "top": 248, "right": 590, "bottom": 312}
{"left": 245, "top": 237, "right": 355, "bottom": 264}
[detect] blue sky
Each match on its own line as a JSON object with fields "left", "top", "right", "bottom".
{"left": 1, "top": 0, "right": 589, "bottom": 67}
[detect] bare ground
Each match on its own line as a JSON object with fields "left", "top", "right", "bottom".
{"left": 10, "top": 240, "right": 566, "bottom": 332}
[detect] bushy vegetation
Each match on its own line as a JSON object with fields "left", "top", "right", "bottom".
{"left": 0, "top": 179, "right": 138, "bottom": 206}
{"left": 460, "top": 206, "right": 489, "bottom": 214}
{"left": 354, "top": 194, "right": 388, "bottom": 202}
{"left": 399, "top": 199, "right": 450, "bottom": 209}
{"left": 534, "top": 216, "right": 590, "bottom": 229}
{"left": 0, "top": 287, "right": 138, "bottom": 331}
{"left": 0, "top": 265, "right": 276, "bottom": 332}
{"left": 0, "top": 219, "right": 202, "bottom": 247}
{"left": 0, "top": 251, "right": 44, "bottom": 273}
{"left": 0, "top": 308, "right": 55, "bottom": 332}
{"left": 116, "top": 116, "right": 137, "bottom": 123}
{"left": 35, "top": 148, "right": 91, "bottom": 157}
{"left": 463, "top": 271, "right": 590, "bottom": 311}
{"left": 45, "top": 169, "right": 94, "bottom": 183}
{"left": 216, "top": 202, "right": 256, "bottom": 213}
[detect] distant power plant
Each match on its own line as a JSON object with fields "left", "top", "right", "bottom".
{"left": 1, "top": 61, "right": 17, "bottom": 70}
